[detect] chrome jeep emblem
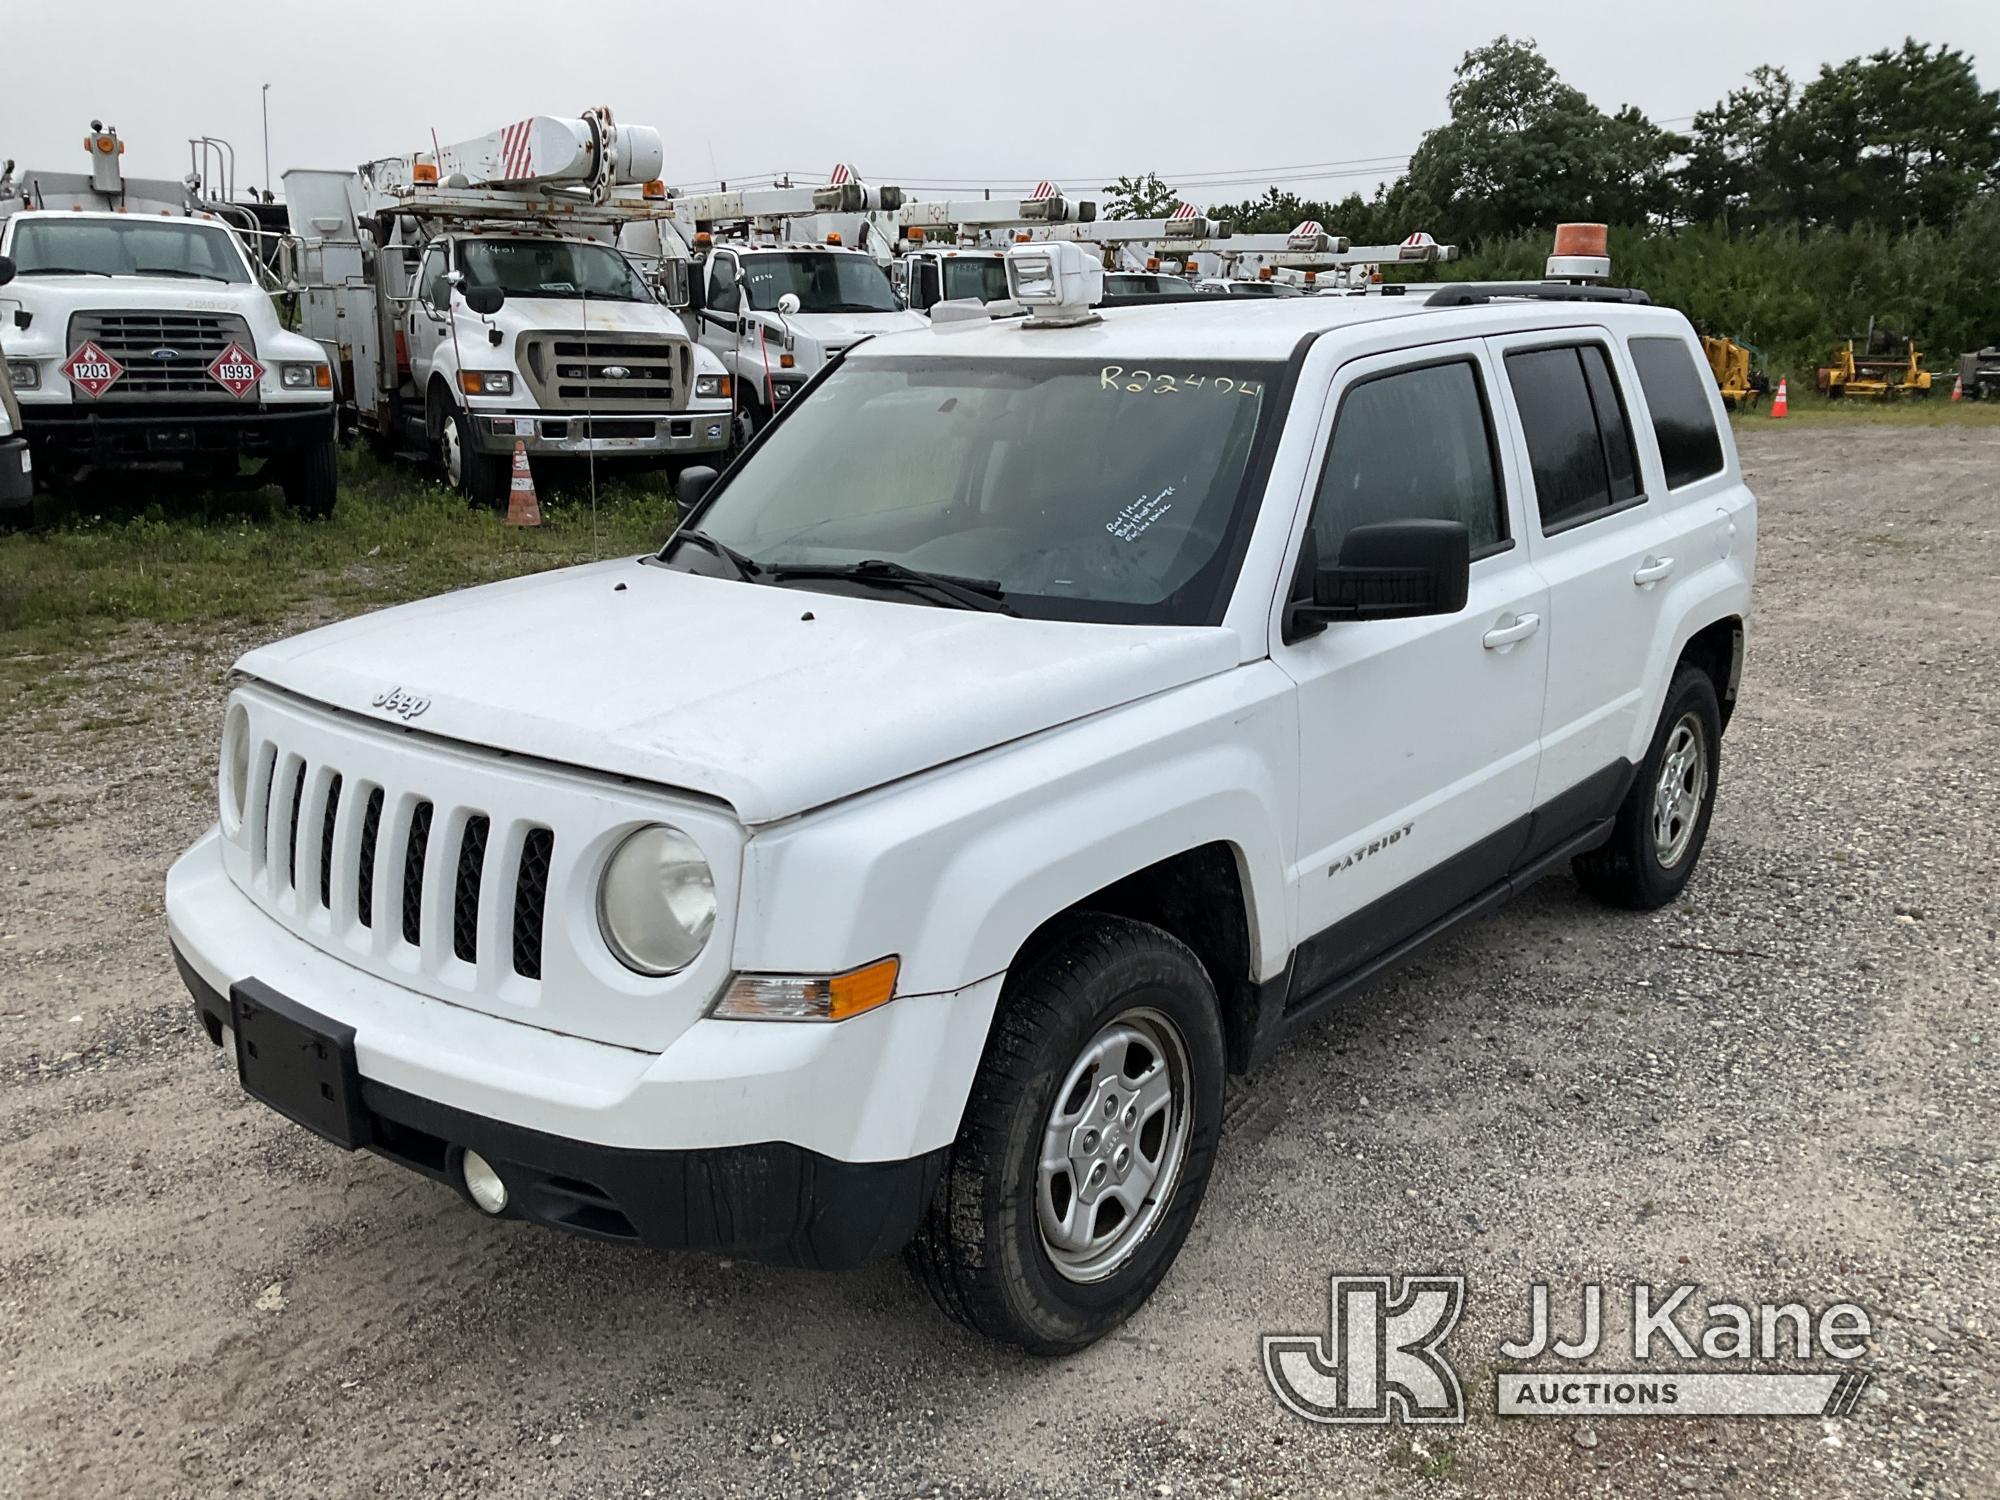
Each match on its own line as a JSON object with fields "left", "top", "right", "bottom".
{"left": 599, "top": 364, "right": 631, "bottom": 380}
{"left": 371, "top": 686, "right": 431, "bottom": 721}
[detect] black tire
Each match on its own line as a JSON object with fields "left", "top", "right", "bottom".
{"left": 1572, "top": 665, "right": 1723, "bottom": 910}
{"left": 731, "top": 389, "right": 765, "bottom": 449}
{"left": 906, "top": 912, "right": 1225, "bottom": 1354}
{"left": 276, "top": 435, "right": 338, "bottom": 519}
{"left": 430, "top": 386, "right": 507, "bottom": 508}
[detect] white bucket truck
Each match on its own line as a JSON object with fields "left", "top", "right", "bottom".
{"left": 0, "top": 121, "right": 338, "bottom": 517}
{"left": 284, "top": 110, "right": 732, "bottom": 505}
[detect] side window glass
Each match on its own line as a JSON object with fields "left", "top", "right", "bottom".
{"left": 708, "top": 256, "right": 740, "bottom": 312}
{"left": 1506, "top": 344, "right": 1642, "bottom": 533}
{"left": 1579, "top": 345, "right": 1639, "bottom": 504}
{"left": 1310, "top": 359, "right": 1506, "bottom": 565}
{"left": 1629, "top": 337, "right": 1726, "bottom": 489}
{"left": 417, "top": 250, "right": 446, "bottom": 311}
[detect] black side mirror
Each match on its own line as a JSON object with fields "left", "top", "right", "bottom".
{"left": 1288, "top": 519, "right": 1470, "bottom": 639}
{"left": 677, "top": 465, "right": 718, "bottom": 510}
{"left": 464, "top": 285, "right": 505, "bottom": 317}
{"left": 0, "top": 255, "right": 15, "bottom": 288}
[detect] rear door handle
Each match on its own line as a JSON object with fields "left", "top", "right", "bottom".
{"left": 1633, "top": 555, "right": 1676, "bottom": 585}
{"left": 1482, "top": 612, "right": 1541, "bottom": 650}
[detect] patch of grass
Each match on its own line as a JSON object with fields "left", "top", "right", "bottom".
{"left": 0, "top": 445, "right": 679, "bottom": 705}
{"left": 1731, "top": 396, "right": 2000, "bottom": 427}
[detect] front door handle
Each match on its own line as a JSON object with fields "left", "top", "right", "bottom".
{"left": 1633, "top": 555, "right": 1676, "bottom": 586}
{"left": 1482, "top": 612, "right": 1541, "bottom": 650}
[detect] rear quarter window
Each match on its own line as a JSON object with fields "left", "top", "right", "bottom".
{"left": 1629, "top": 336, "right": 1727, "bottom": 489}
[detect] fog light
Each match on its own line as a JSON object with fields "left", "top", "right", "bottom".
{"left": 461, "top": 1150, "right": 508, "bottom": 1214}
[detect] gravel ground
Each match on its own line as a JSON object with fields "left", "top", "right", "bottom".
{"left": 0, "top": 425, "right": 1994, "bottom": 1499}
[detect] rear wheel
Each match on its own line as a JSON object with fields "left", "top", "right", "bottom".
{"left": 1572, "top": 666, "right": 1722, "bottom": 909}
{"left": 906, "top": 913, "right": 1225, "bottom": 1354}
{"left": 276, "top": 435, "right": 338, "bottom": 519}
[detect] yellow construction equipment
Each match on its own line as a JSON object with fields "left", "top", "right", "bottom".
{"left": 1701, "top": 335, "right": 1769, "bottom": 410}
{"left": 1817, "top": 326, "right": 1933, "bottom": 400}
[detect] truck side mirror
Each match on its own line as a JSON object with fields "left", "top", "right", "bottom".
{"left": 656, "top": 259, "right": 689, "bottom": 309}
{"left": 0, "top": 255, "right": 14, "bottom": 288}
{"left": 464, "top": 285, "right": 505, "bottom": 316}
{"left": 677, "top": 466, "right": 718, "bottom": 509}
{"left": 1286, "top": 519, "right": 1470, "bottom": 640}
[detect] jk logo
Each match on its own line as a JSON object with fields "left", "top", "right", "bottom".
{"left": 1263, "top": 1275, "right": 1467, "bottom": 1425}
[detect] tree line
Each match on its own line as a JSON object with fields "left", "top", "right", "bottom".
{"left": 1106, "top": 37, "right": 2000, "bottom": 372}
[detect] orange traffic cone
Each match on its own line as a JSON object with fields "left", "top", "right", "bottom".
{"left": 506, "top": 440, "right": 542, "bottom": 526}
{"left": 1770, "top": 377, "right": 1788, "bottom": 419}
{"left": 1951, "top": 373, "right": 1964, "bottom": 402}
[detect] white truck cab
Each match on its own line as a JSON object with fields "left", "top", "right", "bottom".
{"left": 0, "top": 124, "right": 337, "bottom": 516}
{"left": 167, "top": 231, "right": 1754, "bottom": 1353}
{"left": 0, "top": 274, "right": 28, "bottom": 517}
{"left": 286, "top": 112, "right": 732, "bottom": 504}
{"left": 690, "top": 239, "right": 923, "bottom": 433}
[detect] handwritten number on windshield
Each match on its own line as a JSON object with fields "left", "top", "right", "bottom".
{"left": 1100, "top": 367, "right": 1261, "bottom": 398}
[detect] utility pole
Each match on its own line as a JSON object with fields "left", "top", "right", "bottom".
{"left": 261, "top": 83, "right": 271, "bottom": 201}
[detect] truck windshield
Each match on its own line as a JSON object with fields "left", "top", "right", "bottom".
{"left": 941, "top": 257, "right": 1010, "bottom": 304}
{"left": 741, "top": 253, "right": 900, "bottom": 313}
{"left": 8, "top": 218, "right": 251, "bottom": 283}
{"left": 1104, "top": 273, "right": 1186, "bottom": 300}
{"left": 678, "top": 355, "right": 1284, "bottom": 625}
{"left": 458, "top": 238, "right": 649, "bottom": 301}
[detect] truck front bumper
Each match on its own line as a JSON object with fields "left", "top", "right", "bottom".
{"left": 470, "top": 410, "right": 732, "bottom": 459}
{"left": 166, "top": 829, "right": 998, "bottom": 1267}
{"left": 21, "top": 402, "right": 334, "bottom": 464}
{"left": 0, "top": 435, "right": 29, "bottom": 510}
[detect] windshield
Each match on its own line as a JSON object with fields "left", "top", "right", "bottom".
{"left": 8, "top": 218, "right": 251, "bottom": 282}
{"left": 679, "top": 356, "right": 1283, "bottom": 624}
{"left": 742, "top": 252, "right": 900, "bottom": 313}
{"left": 1225, "top": 282, "right": 1299, "bottom": 298}
{"left": 941, "top": 257, "right": 1010, "bottom": 304}
{"left": 458, "top": 238, "right": 649, "bottom": 301}
{"left": 1104, "top": 273, "right": 1185, "bottom": 300}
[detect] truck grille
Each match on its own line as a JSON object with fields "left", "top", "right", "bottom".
{"left": 518, "top": 333, "right": 691, "bottom": 412}
{"left": 66, "top": 310, "right": 256, "bottom": 400}
{"left": 251, "top": 749, "right": 552, "bottom": 984}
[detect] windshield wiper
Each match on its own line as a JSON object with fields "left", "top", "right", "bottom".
{"left": 17, "top": 266, "right": 111, "bottom": 277}
{"left": 135, "top": 267, "right": 230, "bottom": 282}
{"left": 669, "top": 528, "right": 764, "bottom": 581}
{"left": 769, "top": 558, "right": 1017, "bottom": 615}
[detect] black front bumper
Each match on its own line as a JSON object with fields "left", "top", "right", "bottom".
{"left": 173, "top": 946, "right": 944, "bottom": 1270}
{"left": 0, "top": 435, "right": 28, "bottom": 508}
{"left": 23, "top": 402, "right": 333, "bottom": 464}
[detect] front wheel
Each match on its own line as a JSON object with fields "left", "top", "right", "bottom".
{"left": 906, "top": 913, "right": 1225, "bottom": 1354}
{"left": 433, "top": 390, "right": 507, "bottom": 508}
{"left": 1572, "top": 665, "right": 1723, "bottom": 909}
{"left": 276, "top": 435, "right": 338, "bottom": 519}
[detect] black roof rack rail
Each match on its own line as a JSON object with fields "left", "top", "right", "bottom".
{"left": 1426, "top": 281, "right": 1652, "bottom": 308}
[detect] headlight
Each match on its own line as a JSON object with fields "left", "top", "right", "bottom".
{"left": 221, "top": 702, "right": 251, "bottom": 830}
{"left": 6, "top": 360, "right": 38, "bottom": 390}
{"left": 598, "top": 824, "right": 716, "bottom": 975}
{"left": 694, "top": 373, "right": 731, "bottom": 400}
{"left": 279, "top": 362, "right": 332, "bottom": 390}
{"left": 457, "top": 370, "right": 514, "bottom": 397}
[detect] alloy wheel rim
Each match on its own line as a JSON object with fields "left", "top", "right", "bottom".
{"left": 1036, "top": 1005, "right": 1193, "bottom": 1284}
{"left": 1652, "top": 714, "right": 1709, "bottom": 869}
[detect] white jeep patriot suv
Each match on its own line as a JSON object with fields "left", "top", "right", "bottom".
{"left": 167, "top": 237, "right": 1754, "bottom": 1353}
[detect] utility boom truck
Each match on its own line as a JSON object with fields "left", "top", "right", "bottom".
{"left": 0, "top": 120, "right": 338, "bottom": 519}
{"left": 285, "top": 110, "right": 732, "bottom": 505}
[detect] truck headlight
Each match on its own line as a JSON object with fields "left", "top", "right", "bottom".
{"left": 695, "top": 374, "right": 731, "bottom": 400}
{"left": 598, "top": 824, "right": 716, "bottom": 975}
{"left": 220, "top": 701, "right": 251, "bottom": 831}
{"left": 280, "top": 362, "right": 332, "bottom": 389}
{"left": 458, "top": 370, "right": 514, "bottom": 397}
{"left": 6, "top": 360, "right": 38, "bottom": 390}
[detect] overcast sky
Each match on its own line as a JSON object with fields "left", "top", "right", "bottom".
{"left": 9, "top": 0, "right": 2000, "bottom": 214}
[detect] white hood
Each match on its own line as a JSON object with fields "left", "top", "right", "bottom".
{"left": 488, "top": 296, "right": 687, "bottom": 341}
{"left": 775, "top": 309, "right": 927, "bottom": 344}
{"left": 235, "top": 560, "right": 1241, "bottom": 824}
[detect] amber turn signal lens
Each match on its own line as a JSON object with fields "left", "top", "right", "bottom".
{"left": 712, "top": 957, "right": 901, "bottom": 1023}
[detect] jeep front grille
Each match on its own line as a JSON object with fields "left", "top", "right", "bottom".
{"left": 66, "top": 310, "right": 256, "bottom": 400}
{"left": 517, "top": 333, "right": 691, "bottom": 413}
{"left": 253, "top": 757, "right": 551, "bottom": 984}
